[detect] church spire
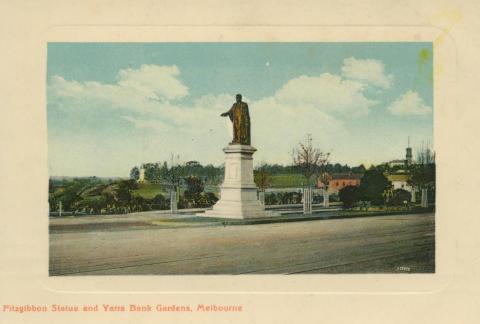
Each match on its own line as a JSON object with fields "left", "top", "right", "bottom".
{"left": 406, "top": 136, "right": 413, "bottom": 165}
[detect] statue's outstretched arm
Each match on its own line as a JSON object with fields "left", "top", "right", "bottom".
{"left": 220, "top": 105, "right": 234, "bottom": 118}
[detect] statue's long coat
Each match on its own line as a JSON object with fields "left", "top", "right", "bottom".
{"left": 226, "top": 101, "right": 251, "bottom": 145}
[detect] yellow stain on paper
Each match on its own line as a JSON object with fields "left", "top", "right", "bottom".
{"left": 416, "top": 48, "right": 433, "bottom": 86}
{"left": 430, "top": 8, "right": 462, "bottom": 47}
{"left": 419, "top": 48, "right": 430, "bottom": 62}
{"left": 429, "top": 7, "right": 462, "bottom": 78}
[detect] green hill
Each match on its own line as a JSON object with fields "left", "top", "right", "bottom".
{"left": 132, "top": 183, "right": 166, "bottom": 199}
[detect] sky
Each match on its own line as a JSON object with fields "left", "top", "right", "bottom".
{"left": 47, "top": 42, "right": 433, "bottom": 177}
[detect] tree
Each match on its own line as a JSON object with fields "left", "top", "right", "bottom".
{"left": 101, "top": 189, "right": 117, "bottom": 206}
{"left": 382, "top": 186, "right": 394, "bottom": 207}
{"left": 197, "top": 192, "right": 219, "bottom": 208}
{"left": 390, "top": 189, "right": 412, "bottom": 206}
{"left": 143, "top": 163, "right": 162, "bottom": 182}
{"left": 117, "top": 179, "right": 138, "bottom": 205}
{"left": 159, "top": 156, "right": 184, "bottom": 189}
{"left": 203, "top": 164, "right": 223, "bottom": 185}
{"left": 358, "top": 167, "right": 390, "bottom": 205}
{"left": 55, "top": 179, "right": 89, "bottom": 211}
{"left": 293, "top": 134, "right": 329, "bottom": 214}
{"left": 408, "top": 145, "right": 435, "bottom": 208}
{"left": 158, "top": 155, "right": 185, "bottom": 212}
{"left": 151, "top": 194, "right": 168, "bottom": 210}
{"left": 254, "top": 164, "right": 271, "bottom": 205}
{"left": 184, "top": 176, "right": 204, "bottom": 201}
{"left": 339, "top": 185, "right": 359, "bottom": 209}
{"left": 254, "top": 164, "right": 271, "bottom": 191}
{"left": 183, "top": 176, "right": 217, "bottom": 208}
{"left": 351, "top": 164, "right": 366, "bottom": 174}
{"left": 292, "top": 134, "right": 330, "bottom": 186}
{"left": 49, "top": 179, "right": 56, "bottom": 194}
{"left": 130, "top": 196, "right": 150, "bottom": 212}
{"left": 130, "top": 166, "right": 140, "bottom": 180}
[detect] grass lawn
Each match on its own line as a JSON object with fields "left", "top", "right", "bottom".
{"left": 269, "top": 174, "right": 310, "bottom": 188}
{"left": 133, "top": 183, "right": 167, "bottom": 199}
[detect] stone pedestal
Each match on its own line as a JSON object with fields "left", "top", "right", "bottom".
{"left": 201, "top": 144, "right": 277, "bottom": 219}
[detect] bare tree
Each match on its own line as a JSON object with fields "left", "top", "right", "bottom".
{"left": 293, "top": 134, "right": 330, "bottom": 214}
{"left": 416, "top": 141, "right": 435, "bottom": 165}
{"left": 408, "top": 141, "right": 435, "bottom": 208}
{"left": 293, "top": 134, "right": 330, "bottom": 186}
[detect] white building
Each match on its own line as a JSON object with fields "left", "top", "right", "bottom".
{"left": 386, "top": 173, "right": 412, "bottom": 192}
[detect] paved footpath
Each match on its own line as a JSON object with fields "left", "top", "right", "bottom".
{"left": 49, "top": 213, "right": 434, "bottom": 275}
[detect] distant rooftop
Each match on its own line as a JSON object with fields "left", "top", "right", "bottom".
{"left": 329, "top": 173, "right": 363, "bottom": 180}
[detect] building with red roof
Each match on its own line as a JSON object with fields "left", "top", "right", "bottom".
{"left": 317, "top": 173, "right": 362, "bottom": 194}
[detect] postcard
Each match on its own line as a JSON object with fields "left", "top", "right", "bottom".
{"left": 1, "top": 1, "right": 478, "bottom": 323}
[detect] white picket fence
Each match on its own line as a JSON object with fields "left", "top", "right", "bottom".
{"left": 303, "top": 187, "right": 312, "bottom": 214}
{"left": 323, "top": 188, "right": 330, "bottom": 208}
{"left": 170, "top": 190, "right": 178, "bottom": 213}
{"left": 258, "top": 190, "right": 265, "bottom": 205}
{"left": 420, "top": 188, "right": 428, "bottom": 208}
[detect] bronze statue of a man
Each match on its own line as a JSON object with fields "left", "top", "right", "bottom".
{"left": 221, "top": 94, "right": 251, "bottom": 145}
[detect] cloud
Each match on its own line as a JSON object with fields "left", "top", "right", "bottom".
{"left": 251, "top": 96, "right": 345, "bottom": 163}
{"left": 48, "top": 64, "right": 188, "bottom": 114}
{"left": 114, "top": 93, "right": 235, "bottom": 137}
{"left": 117, "top": 65, "right": 188, "bottom": 100}
{"left": 121, "top": 116, "right": 175, "bottom": 131}
{"left": 387, "top": 91, "right": 432, "bottom": 116}
{"left": 341, "top": 57, "right": 393, "bottom": 89}
{"left": 274, "top": 73, "right": 377, "bottom": 115}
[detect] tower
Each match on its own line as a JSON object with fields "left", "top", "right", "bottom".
{"left": 406, "top": 137, "right": 413, "bottom": 165}
{"left": 138, "top": 164, "right": 145, "bottom": 183}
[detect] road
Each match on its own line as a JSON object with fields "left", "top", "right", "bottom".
{"left": 49, "top": 213, "right": 434, "bottom": 275}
